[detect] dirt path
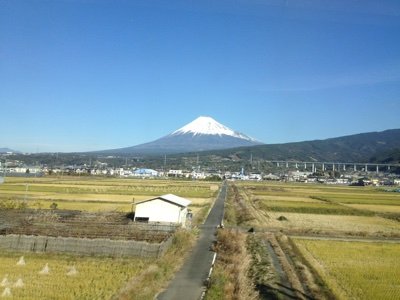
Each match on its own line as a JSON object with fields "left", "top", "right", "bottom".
{"left": 157, "top": 181, "right": 227, "bottom": 300}
{"left": 288, "top": 234, "right": 400, "bottom": 243}
{"left": 261, "top": 239, "right": 299, "bottom": 299}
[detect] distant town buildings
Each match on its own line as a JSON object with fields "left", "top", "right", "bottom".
{"left": 1, "top": 154, "right": 399, "bottom": 186}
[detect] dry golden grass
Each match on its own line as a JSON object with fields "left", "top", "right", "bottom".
{"left": 255, "top": 195, "right": 322, "bottom": 203}
{"left": 251, "top": 212, "right": 400, "bottom": 235}
{"left": 0, "top": 177, "right": 214, "bottom": 213}
{"left": 0, "top": 252, "right": 148, "bottom": 299}
{"left": 293, "top": 239, "right": 400, "bottom": 300}
{"left": 231, "top": 182, "right": 400, "bottom": 237}
{"left": 0, "top": 230, "right": 197, "bottom": 300}
{"left": 206, "top": 229, "right": 258, "bottom": 300}
{"left": 345, "top": 204, "right": 400, "bottom": 213}
{"left": 38, "top": 200, "right": 132, "bottom": 212}
{"left": 23, "top": 196, "right": 212, "bottom": 213}
{"left": 115, "top": 230, "right": 197, "bottom": 300}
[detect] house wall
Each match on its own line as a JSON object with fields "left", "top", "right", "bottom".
{"left": 134, "top": 199, "right": 187, "bottom": 225}
{"left": 179, "top": 207, "right": 188, "bottom": 226}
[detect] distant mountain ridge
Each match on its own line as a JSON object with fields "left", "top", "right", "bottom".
{"left": 201, "top": 128, "right": 400, "bottom": 163}
{"left": 99, "top": 116, "right": 263, "bottom": 154}
{"left": 4, "top": 128, "right": 400, "bottom": 171}
{"left": 0, "top": 148, "right": 19, "bottom": 153}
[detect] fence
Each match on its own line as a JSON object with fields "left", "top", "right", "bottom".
{"left": 0, "top": 234, "right": 173, "bottom": 258}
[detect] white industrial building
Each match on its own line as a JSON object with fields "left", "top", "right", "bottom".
{"left": 134, "top": 194, "right": 191, "bottom": 227}
{"left": 132, "top": 168, "right": 159, "bottom": 177}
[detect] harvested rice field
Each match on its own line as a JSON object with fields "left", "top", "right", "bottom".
{"left": 0, "top": 177, "right": 217, "bottom": 219}
{"left": 0, "top": 252, "right": 149, "bottom": 299}
{"left": 232, "top": 181, "right": 400, "bottom": 236}
{"left": 293, "top": 238, "right": 400, "bottom": 300}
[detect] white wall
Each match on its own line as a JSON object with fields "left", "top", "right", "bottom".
{"left": 134, "top": 199, "right": 188, "bottom": 226}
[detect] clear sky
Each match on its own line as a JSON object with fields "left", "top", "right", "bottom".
{"left": 1, "top": 0, "right": 400, "bottom": 153}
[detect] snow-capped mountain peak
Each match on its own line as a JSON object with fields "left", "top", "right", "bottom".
{"left": 172, "top": 116, "right": 256, "bottom": 141}
{"left": 99, "top": 116, "right": 263, "bottom": 154}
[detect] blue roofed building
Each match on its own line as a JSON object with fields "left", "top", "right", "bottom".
{"left": 132, "top": 168, "right": 159, "bottom": 177}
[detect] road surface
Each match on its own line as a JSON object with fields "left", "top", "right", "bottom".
{"left": 157, "top": 181, "right": 227, "bottom": 300}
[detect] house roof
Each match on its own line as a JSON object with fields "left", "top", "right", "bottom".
{"left": 134, "top": 168, "right": 158, "bottom": 174}
{"left": 135, "top": 193, "right": 191, "bottom": 207}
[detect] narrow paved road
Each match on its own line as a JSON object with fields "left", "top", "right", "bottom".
{"left": 157, "top": 181, "right": 227, "bottom": 300}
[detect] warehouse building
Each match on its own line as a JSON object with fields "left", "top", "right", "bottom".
{"left": 134, "top": 194, "right": 191, "bottom": 227}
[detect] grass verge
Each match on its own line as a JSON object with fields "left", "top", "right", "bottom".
{"left": 113, "top": 229, "right": 197, "bottom": 300}
{"left": 206, "top": 229, "right": 258, "bottom": 300}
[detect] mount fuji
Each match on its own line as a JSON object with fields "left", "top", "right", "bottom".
{"left": 102, "top": 116, "right": 263, "bottom": 155}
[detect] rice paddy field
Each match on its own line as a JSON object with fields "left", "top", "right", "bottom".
{"left": 293, "top": 239, "right": 400, "bottom": 300}
{"left": 233, "top": 181, "right": 400, "bottom": 236}
{"left": 0, "top": 229, "right": 196, "bottom": 300}
{"left": 224, "top": 181, "right": 400, "bottom": 299}
{"left": 0, "top": 177, "right": 209, "bottom": 299}
{"left": 0, "top": 252, "right": 149, "bottom": 299}
{"left": 0, "top": 177, "right": 218, "bottom": 217}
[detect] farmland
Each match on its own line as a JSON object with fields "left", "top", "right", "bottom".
{"left": 0, "top": 252, "right": 148, "bottom": 299}
{"left": 0, "top": 176, "right": 217, "bottom": 299}
{"left": 0, "top": 177, "right": 217, "bottom": 219}
{"left": 232, "top": 181, "right": 400, "bottom": 236}
{"left": 209, "top": 181, "right": 400, "bottom": 299}
{"left": 293, "top": 239, "right": 400, "bottom": 300}
{"left": 0, "top": 229, "right": 196, "bottom": 300}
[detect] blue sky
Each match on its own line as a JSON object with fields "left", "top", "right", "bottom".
{"left": 1, "top": 0, "right": 400, "bottom": 152}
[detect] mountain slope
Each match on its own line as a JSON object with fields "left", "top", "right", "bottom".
{"left": 100, "top": 116, "right": 263, "bottom": 154}
{"left": 0, "top": 148, "right": 19, "bottom": 153}
{"left": 369, "top": 148, "right": 400, "bottom": 164}
{"left": 197, "top": 129, "right": 400, "bottom": 163}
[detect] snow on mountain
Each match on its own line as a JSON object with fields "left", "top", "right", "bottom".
{"left": 171, "top": 116, "right": 256, "bottom": 141}
{"left": 99, "top": 116, "right": 263, "bottom": 154}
